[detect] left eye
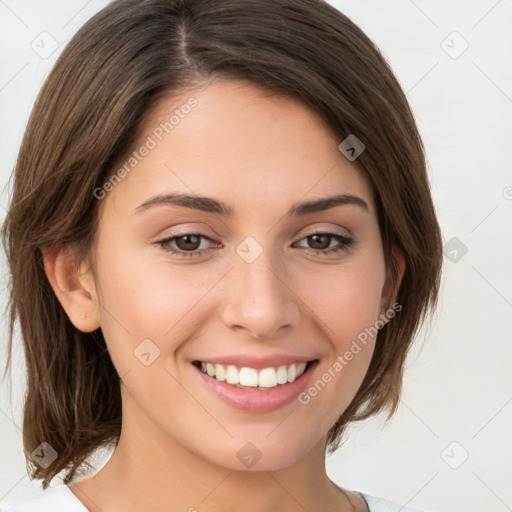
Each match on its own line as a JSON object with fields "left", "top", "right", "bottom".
{"left": 157, "top": 232, "right": 354, "bottom": 259}
{"left": 158, "top": 233, "right": 213, "bottom": 258}
{"left": 294, "top": 232, "right": 354, "bottom": 254}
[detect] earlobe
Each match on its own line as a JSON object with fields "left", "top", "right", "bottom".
{"left": 42, "top": 245, "right": 101, "bottom": 333}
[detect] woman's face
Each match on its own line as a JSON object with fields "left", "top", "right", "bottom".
{"left": 86, "top": 78, "right": 397, "bottom": 470}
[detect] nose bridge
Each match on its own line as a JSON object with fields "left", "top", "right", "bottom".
{"left": 220, "top": 235, "right": 300, "bottom": 338}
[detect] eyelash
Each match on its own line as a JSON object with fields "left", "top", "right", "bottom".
{"left": 157, "top": 231, "right": 354, "bottom": 259}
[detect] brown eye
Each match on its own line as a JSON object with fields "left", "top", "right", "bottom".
{"left": 307, "top": 234, "right": 331, "bottom": 250}
{"left": 158, "top": 233, "right": 214, "bottom": 258}
{"left": 295, "top": 232, "right": 354, "bottom": 256}
{"left": 173, "top": 234, "right": 202, "bottom": 251}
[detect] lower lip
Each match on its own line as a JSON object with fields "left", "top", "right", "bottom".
{"left": 193, "top": 361, "right": 318, "bottom": 413}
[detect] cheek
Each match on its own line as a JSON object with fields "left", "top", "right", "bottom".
{"left": 301, "top": 261, "right": 384, "bottom": 345}
{"left": 93, "top": 245, "right": 220, "bottom": 371}
{"left": 294, "top": 260, "right": 384, "bottom": 413}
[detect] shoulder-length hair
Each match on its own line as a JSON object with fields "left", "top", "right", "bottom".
{"left": 1, "top": 0, "right": 442, "bottom": 488}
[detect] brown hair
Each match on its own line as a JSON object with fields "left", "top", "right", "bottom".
{"left": 1, "top": 0, "right": 442, "bottom": 488}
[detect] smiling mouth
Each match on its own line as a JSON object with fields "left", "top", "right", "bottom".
{"left": 192, "top": 360, "right": 317, "bottom": 389}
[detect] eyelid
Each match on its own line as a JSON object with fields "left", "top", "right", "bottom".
{"left": 298, "top": 225, "right": 351, "bottom": 237}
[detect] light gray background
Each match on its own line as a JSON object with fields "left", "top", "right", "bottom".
{"left": 1, "top": 1, "right": 511, "bottom": 511}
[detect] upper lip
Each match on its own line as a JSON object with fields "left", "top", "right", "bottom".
{"left": 192, "top": 354, "right": 318, "bottom": 370}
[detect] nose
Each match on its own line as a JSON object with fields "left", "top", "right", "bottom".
{"left": 219, "top": 243, "right": 301, "bottom": 339}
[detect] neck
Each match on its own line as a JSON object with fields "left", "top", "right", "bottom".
{"left": 70, "top": 395, "right": 358, "bottom": 512}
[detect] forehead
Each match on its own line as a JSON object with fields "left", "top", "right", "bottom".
{"left": 103, "top": 78, "right": 374, "bottom": 217}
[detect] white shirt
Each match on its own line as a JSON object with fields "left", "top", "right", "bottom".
{"left": 0, "top": 484, "right": 426, "bottom": 511}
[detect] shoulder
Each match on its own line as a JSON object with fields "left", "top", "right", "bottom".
{"left": 0, "top": 485, "right": 88, "bottom": 512}
{"left": 358, "top": 492, "right": 427, "bottom": 512}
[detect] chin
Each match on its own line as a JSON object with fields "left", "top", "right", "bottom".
{"left": 188, "top": 431, "right": 319, "bottom": 472}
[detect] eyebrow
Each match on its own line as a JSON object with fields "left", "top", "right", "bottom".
{"left": 134, "top": 192, "right": 369, "bottom": 217}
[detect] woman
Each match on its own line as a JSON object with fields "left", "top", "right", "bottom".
{"left": 0, "top": 0, "right": 442, "bottom": 510}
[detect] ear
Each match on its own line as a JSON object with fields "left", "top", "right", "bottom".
{"left": 378, "top": 245, "right": 406, "bottom": 325}
{"left": 42, "top": 245, "right": 101, "bottom": 333}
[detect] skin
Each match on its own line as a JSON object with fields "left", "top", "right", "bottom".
{"left": 44, "top": 78, "right": 405, "bottom": 512}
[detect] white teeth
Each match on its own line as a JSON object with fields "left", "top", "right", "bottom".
{"left": 198, "top": 361, "right": 309, "bottom": 388}
{"left": 226, "top": 365, "right": 239, "bottom": 384}
{"left": 287, "top": 363, "right": 297, "bottom": 382}
{"left": 259, "top": 367, "right": 277, "bottom": 387}
{"left": 215, "top": 364, "right": 226, "bottom": 382}
{"left": 276, "top": 365, "right": 288, "bottom": 384}
{"left": 239, "top": 367, "right": 259, "bottom": 387}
